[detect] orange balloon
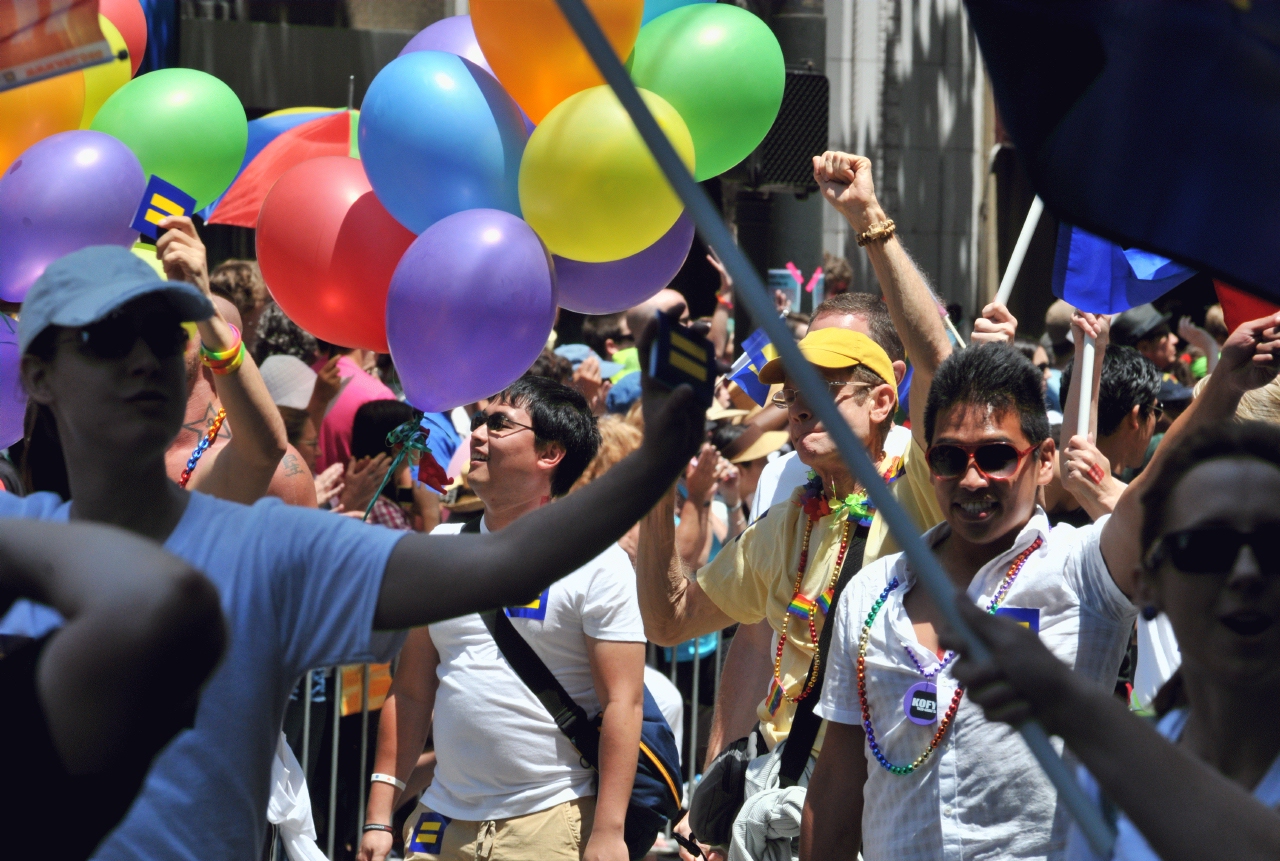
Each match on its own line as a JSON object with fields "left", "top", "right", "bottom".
{"left": 472, "top": 0, "right": 643, "bottom": 124}
{"left": 0, "top": 73, "right": 86, "bottom": 174}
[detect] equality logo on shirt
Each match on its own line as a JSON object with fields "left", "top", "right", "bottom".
{"left": 994, "top": 607, "right": 1040, "bottom": 633}
{"left": 505, "top": 588, "right": 551, "bottom": 621}
{"left": 408, "top": 811, "right": 451, "bottom": 855}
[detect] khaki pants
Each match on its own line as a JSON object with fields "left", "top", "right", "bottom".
{"left": 402, "top": 796, "right": 596, "bottom": 861}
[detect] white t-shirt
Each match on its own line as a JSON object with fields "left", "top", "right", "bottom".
{"left": 424, "top": 520, "right": 646, "bottom": 821}
{"left": 817, "top": 511, "right": 1137, "bottom": 861}
{"left": 0, "top": 490, "right": 406, "bottom": 861}
{"left": 1067, "top": 709, "right": 1280, "bottom": 861}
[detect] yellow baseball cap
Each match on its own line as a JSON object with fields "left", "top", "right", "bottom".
{"left": 757, "top": 328, "right": 895, "bottom": 389}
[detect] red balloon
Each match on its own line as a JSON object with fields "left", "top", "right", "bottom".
{"left": 99, "top": 0, "right": 148, "bottom": 76}
{"left": 256, "top": 156, "right": 414, "bottom": 353}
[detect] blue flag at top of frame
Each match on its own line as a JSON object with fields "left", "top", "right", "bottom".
{"left": 1051, "top": 225, "right": 1196, "bottom": 316}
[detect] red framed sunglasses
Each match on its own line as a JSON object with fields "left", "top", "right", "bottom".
{"left": 925, "top": 442, "right": 1039, "bottom": 481}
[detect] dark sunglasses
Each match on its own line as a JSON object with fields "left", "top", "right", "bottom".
{"left": 925, "top": 442, "right": 1038, "bottom": 481}
{"left": 1147, "top": 525, "right": 1280, "bottom": 575}
{"left": 72, "top": 310, "right": 189, "bottom": 360}
{"left": 470, "top": 410, "right": 536, "bottom": 437}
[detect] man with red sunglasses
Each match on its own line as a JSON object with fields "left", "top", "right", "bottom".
{"left": 802, "top": 309, "right": 1280, "bottom": 861}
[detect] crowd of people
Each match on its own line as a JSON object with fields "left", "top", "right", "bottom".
{"left": 1, "top": 150, "right": 1278, "bottom": 861}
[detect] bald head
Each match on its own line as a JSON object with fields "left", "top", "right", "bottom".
{"left": 626, "top": 288, "right": 688, "bottom": 338}
{"left": 211, "top": 295, "right": 243, "bottom": 331}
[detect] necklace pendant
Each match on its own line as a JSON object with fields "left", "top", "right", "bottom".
{"left": 904, "top": 681, "right": 939, "bottom": 725}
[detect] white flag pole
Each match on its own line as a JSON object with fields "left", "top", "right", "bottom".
{"left": 994, "top": 195, "right": 1045, "bottom": 307}
{"left": 1076, "top": 335, "right": 1097, "bottom": 439}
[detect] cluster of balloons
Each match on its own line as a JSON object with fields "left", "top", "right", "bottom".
{"left": 0, "top": 0, "right": 784, "bottom": 419}
{"left": 259, "top": 1, "right": 783, "bottom": 411}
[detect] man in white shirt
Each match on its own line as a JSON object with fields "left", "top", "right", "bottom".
{"left": 799, "top": 306, "right": 1280, "bottom": 860}
{"left": 361, "top": 376, "right": 647, "bottom": 861}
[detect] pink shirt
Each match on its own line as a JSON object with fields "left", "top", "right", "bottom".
{"left": 313, "top": 355, "right": 397, "bottom": 472}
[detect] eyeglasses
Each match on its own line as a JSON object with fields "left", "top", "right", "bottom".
{"left": 1144, "top": 402, "right": 1165, "bottom": 423}
{"left": 771, "top": 381, "right": 872, "bottom": 409}
{"left": 71, "top": 309, "right": 189, "bottom": 360}
{"left": 1035, "top": 362, "right": 1050, "bottom": 373}
{"left": 925, "top": 442, "right": 1039, "bottom": 481}
{"left": 470, "top": 410, "right": 536, "bottom": 437}
{"left": 1146, "top": 525, "right": 1280, "bottom": 575}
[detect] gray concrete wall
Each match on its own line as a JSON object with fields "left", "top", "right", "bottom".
{"left": 824, "top": 0, "right": 987, "bottom": 319}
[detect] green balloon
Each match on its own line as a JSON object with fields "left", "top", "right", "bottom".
{"left": 630, "top": 4, "right": 784, "bottom": 181}
{"left": 91, "top": 69, "right": 247, "bottom": 210}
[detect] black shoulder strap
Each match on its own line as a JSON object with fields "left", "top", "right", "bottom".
{"left": 477, "top": 581, "right": 602, "bottom": 768}
{"left": 778, "top": 523, "right": 867, "bottom": 786}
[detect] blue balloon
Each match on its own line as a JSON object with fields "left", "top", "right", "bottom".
{"left": 642, "top": 0, "right": 712, "bottom": 25}
{"left": 359, "top": 51, "right": 527, "bottom": 234}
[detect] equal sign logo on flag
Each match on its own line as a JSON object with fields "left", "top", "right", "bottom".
{"left": 1051, "top": 225, "right": 1196, "bottom": 315}
{"left": 131, "top": 176, "right": 198, "bottom": 241}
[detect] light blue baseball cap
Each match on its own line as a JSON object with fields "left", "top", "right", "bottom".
{"left": 19, "top": 246, "right": 215, "bottom": 354}
{"left": 555, "top": 343, "right": 623, "bottom": 379}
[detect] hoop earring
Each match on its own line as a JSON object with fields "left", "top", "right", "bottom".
{"left": 1141, "top": 605, "right": 1159, "bottom": 621}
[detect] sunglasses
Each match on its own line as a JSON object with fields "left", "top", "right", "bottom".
{"left": 925, "top": 442, "right": 1038, "bottom": 481}
{"left": 771, "top": 381, "right": 872, "bottom": 409}
{"left": 1147, "top": 525, "right": 1280, "bottom": 575}
{"left": 470, "top": 410, "right": 536, "bottom": 437}
{"left": 71, "top": 310, "right": 189, "bottom": 360}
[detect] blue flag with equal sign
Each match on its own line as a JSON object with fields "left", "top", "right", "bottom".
{"left": 729, "top": 328, "right": 771, "bottom": 407}
{"left": 1051, "top": 225, "right": 1196, "bottom": 315}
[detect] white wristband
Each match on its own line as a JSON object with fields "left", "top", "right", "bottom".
{"left": 370, "top": 773, "right": 406, "bottom": 791}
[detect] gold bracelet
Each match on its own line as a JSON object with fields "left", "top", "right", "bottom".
{"left": 856, "top": 218, "right": 896, "bottom": 247}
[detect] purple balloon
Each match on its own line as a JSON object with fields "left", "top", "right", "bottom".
{"left": 553, "top": 213, "right": 695, "bottom": 314}
{"left": 0, "top": 131, "right": 145, "bottom": 303}
{"left": 387, "top": 209, "right": 557, "bottom": 411}
{"left": 399, "top": 15, "right": 493, "bottom": 75}
{"left": 0, "top": 314, "right": 24, "bottom": 449}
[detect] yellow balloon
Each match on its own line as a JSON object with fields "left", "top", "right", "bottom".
{"left": 519, "top": 86, "right": 694, "bottom": 263}
{"left": 0, "top": 72, "right": 85, "bottom": 174}
{"left": 80, "top": 16, "right": 132, "bottom": 129}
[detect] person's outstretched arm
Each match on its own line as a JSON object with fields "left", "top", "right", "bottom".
{"left": 374, "top": 359, "right": 710, "bottom": 630}
{"left": 1100, "top": 311, "right": 1280, "bottom": 593}
{"left": 157, "top": 215, "right": 288, "bottom": 504}
{"left": 0, "top": 520, "right": 225, "bottom": 773}
{"left": 814, "top": 151, "right": 952, "bottom": 448}
{"left": 945, "top": 601, "right": 1280, "bottom": 861}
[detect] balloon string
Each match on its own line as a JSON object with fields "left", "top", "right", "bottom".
{"left": 361, "top": 413, "right": 431, "bottom": 523}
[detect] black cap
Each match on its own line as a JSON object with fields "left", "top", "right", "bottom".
{"left": 1111, "top": 304, "right": 1170, "bottom": 346}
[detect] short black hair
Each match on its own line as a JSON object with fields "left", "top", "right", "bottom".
{"left": 580, "top": 312, "right": 627, "bottom": 358}
{"left": 811, "top": 291, "right": 905, "bottom": 364}
{"left": 710, "top": 423, "right": 748, "bottom": 458}
{"left": 1060, "top": 346, "right": 1161, "bottom": 438}
{"left": 351, "top": 400, "right": 417, "bottom": 462}
{"left": 1140, "top": 421, "right": 1280, "bottom": 556}
{"left": 494, "top": 375, "right": 600, "bottom": 497}
{"left": 1012, "top": 338, "right": 1040, "bottom": 363}
{"left": 524, "top": 348, "right": 573, "bottom": 385}
{"left": 925, "top": 343, "right": 1051, "bottom": 445}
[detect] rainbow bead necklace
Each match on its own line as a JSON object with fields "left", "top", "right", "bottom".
{"left": 856, "top": 536, "right": 1043, "bottom": 775}
{"left": 178, "top": 408, "right": 227, "bottom": 489}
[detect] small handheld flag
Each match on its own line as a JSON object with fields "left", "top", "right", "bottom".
{"left": 1052, "top": 225, "right": 1195, "bottom": 315}
{"left": 131, "top": 176, "right": 197, "bottom": 240}
{"left": 649, "top": 311, "right": 716, "bottom": 409}
{"left": 728, "top": 328, "right": 772, "bottom": 407}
